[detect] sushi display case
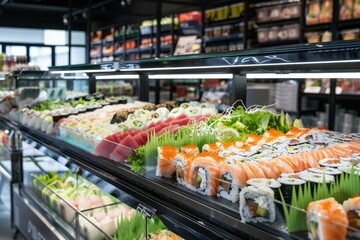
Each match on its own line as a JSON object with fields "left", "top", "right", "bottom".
{"left": 8, "top": 40, "right": 360, "bottom": 240}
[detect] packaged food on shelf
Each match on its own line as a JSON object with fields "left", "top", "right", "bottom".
{"left": 213, "top": 26, "right": 222, "bottom": 37}
{"left": 319, "top": 0, "right": 333, "bottom": 23}
{"left": 205, "top": 28, "right": 213, "bottom": 38}
{"left": 215, "top": 6, "right": 229, "bottom": 21}
{"left": 287, "top": 24, "right": 300, "bottom": 40}
{"left": 222, "top": 25, "right": 232, "bottom": 36}
{"left": 354, "top": 0, "right": 360, "bottom": 18}
{"left": 257, "top": 8, "right": 269, "bottom": 22}
{"left": 238, "top": 22, "right": 245, "bottom": 33}
{"left": 268, "top": 26, "right": 279, "bottom": 41}
{"left": 307, "top": 1, "right": 320, "bottom": 25}
{"left": 270, "top": 6, "right": 282, "bottom": 21}
{"left": 322, "top": 30, "right": 333, "bottom": 42}
{"left": 289, "top": 3, "right": 301, "bottom": 18}
{"left": 205, "top": 9, "right": 216, "bottom": 22}
{"left": 281, "top": 5, "right": 292, "bottom": 19}
{"left": 340, "top": 0, "right": 354, "bottom": 20}
{"left": 306, "top": 31, "right": 321, "bottom": 43}
{"left": 278, "top": 27, "right": 289, "bottom": 40}
{"left": 341, "top": 28, "right": 360, "bottom": 40}
{"left": 230, "top": 2, "right": 245, "bottom": 18}
{"left": 257, "top": 28, "right": 269, "bottom": 43}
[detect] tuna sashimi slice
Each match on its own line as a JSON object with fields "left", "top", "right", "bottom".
{"left": 168, "top": 124, "right": 180, "bottom": 133}
{"left": 157, "top": 126, "right": 171, "bottom": 136}
{"left": 120, "top": 135, "right": 140, "bottom": 149}
{"left": 154, "top": 122, "right": 169, "bottom": 133}
{"left": 133, "top": 133, "right": 146, "bottom": 146}
{"left": 93, "top": 135, "right": 118, "bottom": 158}
{"left": 109, "top": 145, "right": 132, "bottom": 163}
{"left": 139, "top": 131, "right": 148, "bottom": 143}
{"left": 172, "top": 117, "right": 190, "bottom": 126}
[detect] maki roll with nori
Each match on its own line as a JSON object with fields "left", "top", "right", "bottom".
{"left": 319, "top": 158, "right": 347, "bottom": 168}
{"left": 343, "top": 196, "right": 360, "bottom": 238}
{"left": 299, "top": 171, "right": 335, "bottom": 185}
{"left": 218, "top": 163, "right": 247, "bottom": 203}
{"left": 307, "top": 198, "right": 348, "bottom": 240}
{"left": 277, "top": 177, "right": 306, "bottom": 204}
{"left": 308, "top": 167, "right": 342, "bottom": 181}
{"left": 239, "top": 186, "right": 275, "bottom": 223}
{"left": 247, "top": 178, "right": 281, "bottom": 200}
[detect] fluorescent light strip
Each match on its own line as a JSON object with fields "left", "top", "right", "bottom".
{"left": 120, "top": 59, "right": 360, "bottom": 72}
{"left": 246, "top": 72, "right": 360, "bottom": 79}
{"left": 51, "top": 69, "right": 117, "bottom": 74}
{"left": 148, "top": 74, "right": 233, "bottom": 79}
{"left": 95, "top": 74, "right": 139, "bottom": 80}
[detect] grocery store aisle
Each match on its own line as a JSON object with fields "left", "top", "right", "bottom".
{"left": 0, "top": 193, "right": 25, "bottom": 240}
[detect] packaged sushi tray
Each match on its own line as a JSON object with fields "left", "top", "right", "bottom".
{"left": 33, "top": 172, "right": 183, "bottom": 240}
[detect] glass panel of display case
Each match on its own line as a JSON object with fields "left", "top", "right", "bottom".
{"left": 29, "top": 47, "right": 52, "bottom": 70}
{"left": 71, "top": 47, "right": 86, "bottom": 65}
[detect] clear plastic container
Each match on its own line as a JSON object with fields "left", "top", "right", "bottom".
{"left": 257, "top": 8, "right": 268, "bottom": 22}
{"left": 205, "top": 28, "right": 213, "bottom": 38}
{"left": 287, "top": 24, "right": 300, "bottom": 39}
{"left": 270, "top": 6, "right": 282, "bottom": 21}
{"left": 322, "top": 30, "right": 333, "bottom": 42}
{"left": 306, "top": 32, "right": 321, "bottom": 43}
{"left": 238, "top": 22, "right": 245, "bottom": 33}
{"left": 281, "top": 6, "right": 292, "bottom": 19}
{"left": 290, "top": 3, "right": 301, "bottom": 18}
{"left": 257, "top": 28, "right": 269, "bottom": 43}
{"left": 306, "top": 1, "right": 320, "bottom": 25}
{"left": 341, "top": 28, "right": 360, "bottom": 40}
{"left": 213, "top": 26, "right": 222, "bottom": 37}
{"left": 222, "top": 25, "right": 232, "bottom": 36}
{"left": 278, "top": 27, "right": 289, "bottom": 40}
{"left": 268, "top": 26, "right": 279, "bottom": 41}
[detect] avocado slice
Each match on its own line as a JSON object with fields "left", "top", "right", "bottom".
{"left": 310, "top": 221, "right": 318, "bottom": 239}
{"left": 196, "top": 175, "right": 202, "bottom": 184}
{"left": 256, "top": 206, "right": 269, "bottom": 218}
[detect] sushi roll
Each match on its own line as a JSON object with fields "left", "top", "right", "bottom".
{"left": 299, "top": 171, "right": 335, "bottom": 185}
{"left": 180, "top": 144, "right": 199, "bottom": 155}
{"left": 277, "top": 177, "right": 306, "bottom": 204}
{"left": 225, "top": 155, "right": 248, "bottom": 164}
{"left": 156, "top": 146, "right": 178, "bottom": 178}
{"left": 319, "top": 158, "right": 347, "bottom": 168}
{"left": 218, "top": 163, "right": 247, "bottom": 203}
{"left": 175, "top": 152, "right": 195, "bottom": 188}
{"left": 307, "top": 198, "right": 348, "bottom": 240}
{"left": 338, "top": 165, "right": 360, "bottom": 176}
{"left": 239, "top": 186, "right": 275, "bottom": 223}
{"left": 190, "top": 152, "right": 224, "bottom": 196}
{"left": 185, "top": 106, "right": 201, "bottom": 118}
{"left": 343, "top": 196, "right": 360, "bottom": 238}
{"left": 247, "top": 178, "right": 281, "bottom": 200}
{"left": 308, "top": 167, "right": 342, "bottom": 181}
{"left": 168, "top": 107, "right": 185, "bottom": 118}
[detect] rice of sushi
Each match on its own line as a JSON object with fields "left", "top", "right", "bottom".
{"left": 239, "top": 186, "right": 275, "bottom": 223}
{"left": 247, "top": 178, "right": 281, "bottom": 199}
{"left": 225, "top": 155, "right": 248, "bottom": 164}
{"left": 338, "top": 165, "right": 360, "bottom": 175}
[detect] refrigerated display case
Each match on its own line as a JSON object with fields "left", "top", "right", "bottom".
{"left": 1, "top": 40, "right": 360, "bottom": 240}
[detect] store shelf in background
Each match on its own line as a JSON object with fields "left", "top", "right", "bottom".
{"left": 204, "top": 33, "right": 243, "bottom": 43}
{"left": 304, "top": 23, "right": 331, "bottom": 32}
{"left": 257, "top": 39, "right": 300, "bottom": 47}
{"left": 91, "top": 39, "right": 102, "bottom": 45}
{"left": 140, "top": 45, "right": 172, "bottom": 52}
{"left": 337, "top": 19, "right": 360, "bottom": 29}
{"left": 90, "top": 53, "right": 101, "bottom": 59}
{"left": 125, "top": 48, "right": 139, "bottom": 54}
{"left": 103, "top": 38, "right": 114, "bottom": 43}
{"left": 204, "top": 17, "right": 244, "bottom": 27}
{"left": 256, "top": 18, "right": 300, "bottom": 28}
{"left": 303, "top": 93, "right": 360, "bottom": 101}
{"left": 102, "top": 52, "right": 114, "bottom": 57}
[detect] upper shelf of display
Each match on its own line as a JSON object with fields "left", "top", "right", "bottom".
{"left": 50, "top": 40, "right": 360, "bottom": 74}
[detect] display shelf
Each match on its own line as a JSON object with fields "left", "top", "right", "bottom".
{"left": 91, "top": 40, "right": 102, "bottom": 45}
{"left": 303, "top": 93, "right": 360, "bottom": 101}
{"left": 90, "top": 53, "right": 102, "bottom": 59}
{"left": 257, "top": 39, "right": 300, "bottom": 47}
{"left": 103, "top": 38, "right": 114, "bottom": 43}
{"left": 304, "top": 22, "right": 331, "bottom": 32}
{"left": 205, "top": 17, "right": 244, "bottom": 27}
{"left": 337, "top": 18, "right": 360, "bottom": 29}
{"left": 113, "top": 49, "right": 124, "bottom": 55}
{"left": 125, "top": 48, "right": 139, "bottom": 54}
{"left": 19, "top": 125, "right": 282, "bottom": 240}
{"left": 204, "top": 33, "right": 244, "bottom": 43}
{"left": 256, "top": 18, "right": 300, "bottom": 27}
